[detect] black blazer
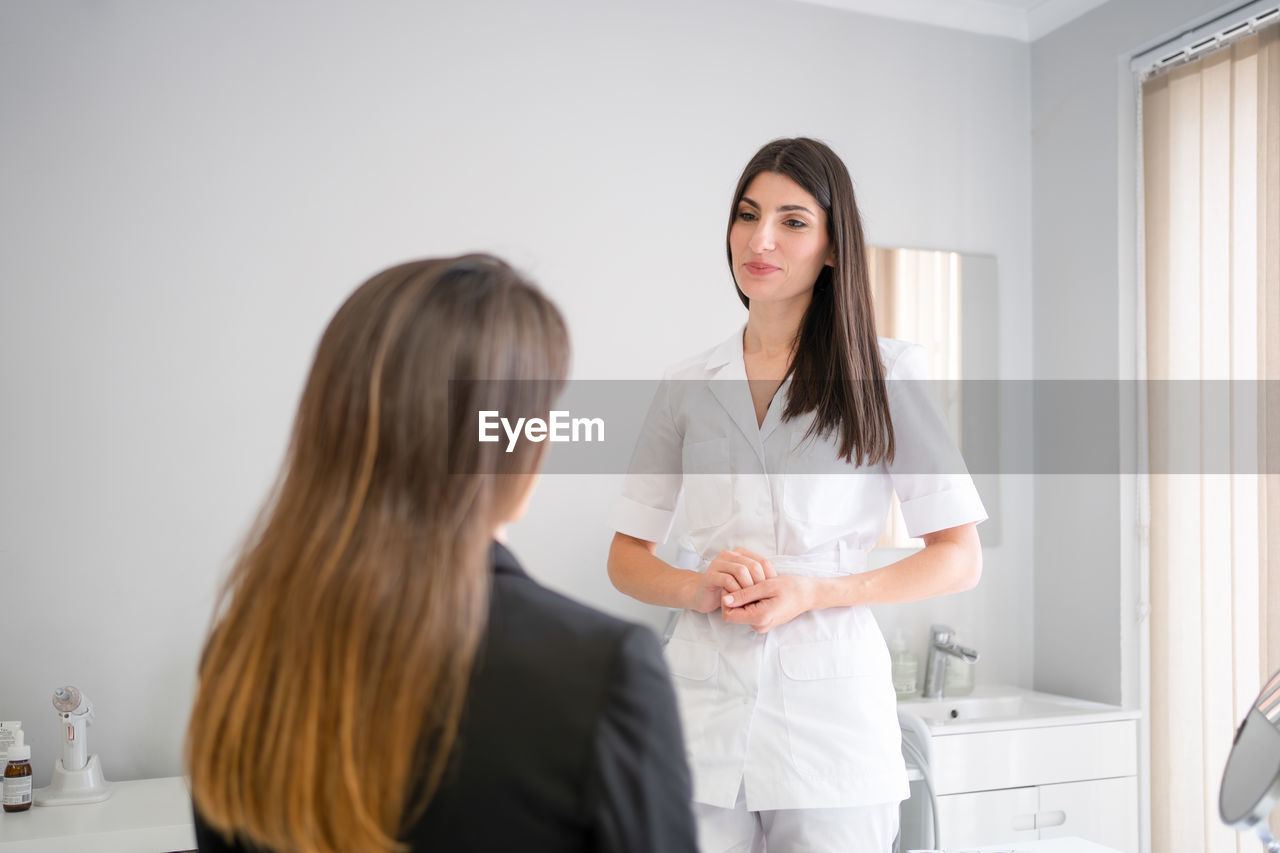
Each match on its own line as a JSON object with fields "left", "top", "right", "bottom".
{"left": 195, "top": 541, "right": 697, "bottom": 853}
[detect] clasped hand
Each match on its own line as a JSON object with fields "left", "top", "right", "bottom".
{"left": 686, "top": 548, "right": 816, "bottom": 633}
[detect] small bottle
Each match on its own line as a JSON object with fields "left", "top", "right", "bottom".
{"left": 890, "top": 630, "right": 919, "bottom": 700}
{"left": 0, "top": 722, "right": 20, "bottom": 758}
{"left": 945, "top": 656, "right": 975, "bottom": 697}
{"left": 3, "top": 733, "right": 33, "bottom": 813}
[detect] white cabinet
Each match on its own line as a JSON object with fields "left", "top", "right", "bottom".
{"left": 933, "top": 777, "right": 1138, "bottom": 851}
{"left": 898, "top": 688, "right": 1142, "bottom": 852}
{"left": 935, "top": 786, "right": 1039, "bottom": 848}
{"left": 917, "top": 720, "right": 1140, "bottom": 852}
{"left": 929, "top": 720, "right": 1137, "bottom": 794}
{"left": 1038, "top": 776, "right": 1139, "bottom": 852}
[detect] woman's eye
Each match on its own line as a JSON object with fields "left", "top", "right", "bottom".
{"left": 785, "top": 219, "right": 807, "bottom": 229}
{"left": 736, "top": 210, "right": 757, "bottom": 222}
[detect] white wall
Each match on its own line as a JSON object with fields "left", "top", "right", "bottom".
{"left": 0, "top": 0, "right": 1033, "bottom": 784}
{"left": 1029, "top": 0, "right": 1240, "bottom": 707}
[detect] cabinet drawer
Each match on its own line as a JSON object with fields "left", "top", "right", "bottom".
{"left": 1039, "top": 776, "right": 1139, "bottom": 853}
{"left": 930, "top": 720, "right": 1137, "bottom": 794}
{"left": 936, "top": 787, "right": 1040, "bottom": 849}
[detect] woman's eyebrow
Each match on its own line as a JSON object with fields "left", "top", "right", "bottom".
{"left": 739, "top": 196, "right": 815, "bottom": 216}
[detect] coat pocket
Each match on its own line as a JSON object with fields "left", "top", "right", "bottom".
{"left": 662, "top": 638, "right": 719, "bottom": 747}
{"left": 781, "top": 474, "right": 857, "bottom": 527}
{"left": 681, "top": 438, "right": 732, "bottom": 529}
{"left": 663, "top": 637, "right": 719, "bottom": 681}
{"left": 778, "top": 639, "right": 896, "bottom": 779}
{"left": 779, "top": 639, "right": 880, "bottom": 680}
{"left": 780, "top": 426, "right": 861, "bottom": 527}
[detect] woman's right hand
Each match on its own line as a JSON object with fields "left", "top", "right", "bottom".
{"left": 683, "top": 548, "right": 776, "bottom": 613}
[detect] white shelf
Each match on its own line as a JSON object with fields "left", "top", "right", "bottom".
{"left": 971, "top": 840, "right": 1124, "bottom": 853}
{"left": 0, "top": 777, "right": 194, "bottom": 853}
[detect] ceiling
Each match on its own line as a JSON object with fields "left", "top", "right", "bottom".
{"left": 787, "top": 0, "right": 1113, "bottom": 41}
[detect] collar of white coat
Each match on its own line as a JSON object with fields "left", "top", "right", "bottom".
{"left": 700, "top": 324, "right": 796, "bottom": 450}
{"left": 702, "top": 323, "right": 796, "bottom": 390}
{"left": 703, "top": 325, "right": 745, "bottom": 372}
{"left": 702, "top": 325, "right": 797, "bottom": 393}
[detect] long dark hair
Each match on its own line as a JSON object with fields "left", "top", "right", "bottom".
{"left": 186, "top": 254, "right": 569, "bottom": 853}
{"left": 726, "top": 137, "right": 893, "bottom": 466}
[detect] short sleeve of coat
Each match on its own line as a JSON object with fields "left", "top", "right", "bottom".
{"left": 588, "top": 625, "right": 698, "bottom": 853}
{"left": 610, "top": 376, "right": 684, "bottom": 544}
{"left": 884, "top": 344, "right": 988, "bottom": 538}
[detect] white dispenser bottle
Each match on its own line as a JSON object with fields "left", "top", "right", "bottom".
{"left": 890, "top": 630, "right": 919, "bottom": 700}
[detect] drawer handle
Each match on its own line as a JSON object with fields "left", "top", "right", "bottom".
{"left": 1037, "top": 810, "right": 1067, "bottom": 829}
{"left": 1011, "top": 814, "right": 1036, "bottom": 832}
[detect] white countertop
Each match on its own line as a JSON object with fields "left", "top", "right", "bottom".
{"left": 898, "top": 684, "right": 1142, "bottom": 735}
{"left": 964, "top": 840, "right": 1124, "bottom": 852}
{"left": 0, "top": 776, "right": 194, "bottom": 852}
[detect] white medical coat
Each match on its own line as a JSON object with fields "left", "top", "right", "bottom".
{"left": 611, "top": 328, "right": 987, "bottom": 811}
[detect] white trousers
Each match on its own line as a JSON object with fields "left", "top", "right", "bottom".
{"left": 693, "top": 782, "right": 900, "bottom": 853}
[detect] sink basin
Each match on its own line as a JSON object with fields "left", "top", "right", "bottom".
{"left": 897, "top": 685, "right": 1140, "bottom": 734}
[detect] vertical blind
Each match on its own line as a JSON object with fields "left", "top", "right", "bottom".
{"left": 1142, "top": 20, "right": 1280, "bottom": 853}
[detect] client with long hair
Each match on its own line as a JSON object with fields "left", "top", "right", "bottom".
{"left": 186, "top": 254, "right": 696, "bottom": 853}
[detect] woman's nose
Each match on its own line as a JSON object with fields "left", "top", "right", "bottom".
{"left": 748, "top": 222, "right": 775, "bottom": 254}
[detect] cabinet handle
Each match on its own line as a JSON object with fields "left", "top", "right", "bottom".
{"left": 1011, "top": 814, "right": 1036, "bottom": 832}
{"left": 1037, "top": 810, "right": 1067, "bottom": 829}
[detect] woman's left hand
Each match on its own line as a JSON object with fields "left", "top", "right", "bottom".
{"left": 719, "top": 575, "right": 816, "bottom": 633}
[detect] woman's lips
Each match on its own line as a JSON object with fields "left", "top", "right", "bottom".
{"left": 745, "top": 262, "right": 780, "bottom": 275}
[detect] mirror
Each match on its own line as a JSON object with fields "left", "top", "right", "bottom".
{"left": 868, "top": 248, "right": 1001, "bottom": 548}
{"left": 1220, "top": 669, "right": 1280, "bottom": 849}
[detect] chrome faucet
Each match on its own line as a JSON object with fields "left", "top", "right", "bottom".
{"left": 921, "top": 624, "right": 979, "bottom": 699}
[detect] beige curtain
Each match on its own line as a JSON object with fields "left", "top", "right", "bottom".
{"left": 1143, "top": 23, "right": 1280, "bottom": 853}
{"left": 868, "top": 247, "right": 962, "bottom": 546}
{"left": 869, "top": 247, "right": 963, "bottom": 390}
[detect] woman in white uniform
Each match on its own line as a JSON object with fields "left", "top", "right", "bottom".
{"left": 607, "top": 137, "right": 987, "bottom": 852}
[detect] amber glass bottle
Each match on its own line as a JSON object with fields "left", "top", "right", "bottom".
{"left": 3, "top": 743, "right": 33, "bottom": 812}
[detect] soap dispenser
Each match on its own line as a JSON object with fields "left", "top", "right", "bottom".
{"left": 890, "top": 629, "right": 919, "bottom": 700}
{"left": 945, "top": 653, "right": 976, "bottom": 696}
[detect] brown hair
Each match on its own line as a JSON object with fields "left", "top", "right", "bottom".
{"left": 726, "top": 137, "right": 894, "bottom": 466}
{"left": 186, "top": 254, "right": 569, "bottom": 853}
